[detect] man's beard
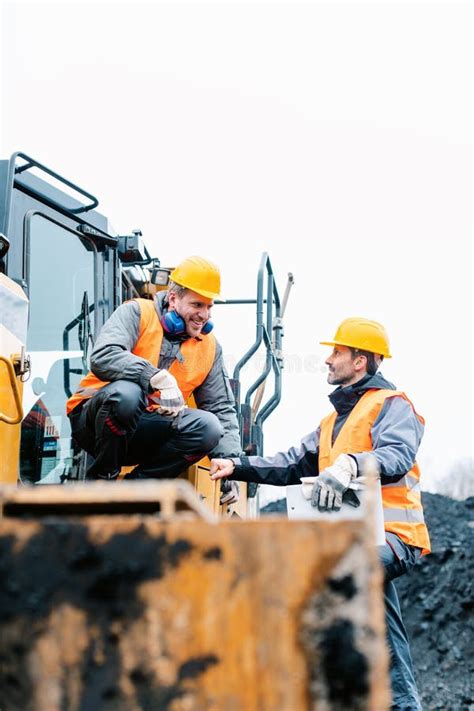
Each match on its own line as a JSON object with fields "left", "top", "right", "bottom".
{"left": 328, "top": 372, "right": 352, "bottom": 386}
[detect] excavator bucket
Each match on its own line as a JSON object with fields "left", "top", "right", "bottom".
{"left": 0, "top": 481, "right": 389, "bottom": 711}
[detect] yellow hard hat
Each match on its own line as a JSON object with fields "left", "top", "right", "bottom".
{"left": 320, "top": 317, "right": 392, "bottom": 358}
{"left": 169, "top": 256, "right": 222, "bottom": 300}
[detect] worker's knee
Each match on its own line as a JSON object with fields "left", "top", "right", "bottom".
{"left": 99, "top": 380, "right": 145, "bottom": 423}
{"left": 200, "top": 411, "right": 224, "bottom": 451}
{"left": 378, "top": 532, "right": 421, "bottom": 583}
{"left": 181, "top": 409, "right": 224, "bottom": 452}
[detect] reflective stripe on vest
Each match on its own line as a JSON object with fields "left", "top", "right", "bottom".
{"left": 66, "top": 298, "right": 217, "bottom": 414}
{"left": 382, "top": 473, "right": 420, "bottom": 491}
{"left": 383, "top": 508, "right": 425, "bottom": 524}
{"left": 318, "top": 389, "right": 431, "bottom": 554}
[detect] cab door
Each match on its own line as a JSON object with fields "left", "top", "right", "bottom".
{"left": 0, "top": 153, "right": 117, "bottom": 485}
{"left": 20, "top": 213, "right": 98, "bottom": 484}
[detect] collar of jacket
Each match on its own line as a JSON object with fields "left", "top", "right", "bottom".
{"left": 155, "top": 291, "right": 203, "bottom": 342}
{"left": 328, "top": 372, "right": 397, "bottom": 415}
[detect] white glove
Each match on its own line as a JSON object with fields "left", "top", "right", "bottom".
{"left": 302, "top": 454, "right": 359, "bottom": 511}
{"left": 322, "top": 453, "right": 358, "bottom": 488}
{"left": 149, "top": 370, "right": 185, "bottom": 417}
{"left": 312, "top": 453, "right": 358, "bottom": 510}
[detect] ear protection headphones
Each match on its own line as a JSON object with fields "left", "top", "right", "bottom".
{"left": 161, "top": 310, "right": 213, "bottom": 336}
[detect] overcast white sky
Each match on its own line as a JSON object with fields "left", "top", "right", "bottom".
{"left": 1, "top": 1, "right": 472, "bottom": 493}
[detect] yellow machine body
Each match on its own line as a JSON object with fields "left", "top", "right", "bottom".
{"left": 0, "top": 481, "right": 390, "bottom": 711}
{"left": 0, "top": 274, "right": 28, "bottom": 484}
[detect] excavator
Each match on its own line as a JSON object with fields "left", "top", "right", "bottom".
{"left": 0, "top": 152, "right": 389, "bottom": 710}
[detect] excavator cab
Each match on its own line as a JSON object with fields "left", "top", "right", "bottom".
{"left": 0, "top": 153, "right": 121, "bottom": 485}
{"left": 0, "top": 152, "right": 288, "bottom": 503}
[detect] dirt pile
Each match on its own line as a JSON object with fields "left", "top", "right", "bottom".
{"left": 261, "top": 493, "right": 474, "bottom": 710}
{"left": 397, "top": 493, "right": 473, "bottom": 711}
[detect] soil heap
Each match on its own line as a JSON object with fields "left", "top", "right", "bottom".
{"left": 261, "top": 493, "right": 474, "bottom": 710}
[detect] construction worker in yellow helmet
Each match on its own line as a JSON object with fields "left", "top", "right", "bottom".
{"left": 66, "top": 256, "right": 240, "bottom": 503}
{"left": 210, "top": 316, "right": 430, "bottom": 710}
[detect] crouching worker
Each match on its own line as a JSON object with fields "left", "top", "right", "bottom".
{"left": 210, "top": 317, "right": 430, "bottom": 710}
{"left": 66, "top": 256, "right": 241, "bottom": 503}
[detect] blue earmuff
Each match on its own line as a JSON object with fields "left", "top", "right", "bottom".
{"left": 161, "top": 311, "right": 213, "bottom": 335}
{"left": 201, "top": 320, "right": 213, "bottom": 334}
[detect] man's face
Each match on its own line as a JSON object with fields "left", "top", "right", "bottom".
{"left": 169, "top": 289, "right": 213, "bottom": 338}
{"left": 325, "top": 346, "right": 364, "bottom": 386}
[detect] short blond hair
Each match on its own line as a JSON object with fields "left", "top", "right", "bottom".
{"left": 167, "top": 281, "right": 188, "bottom": 298}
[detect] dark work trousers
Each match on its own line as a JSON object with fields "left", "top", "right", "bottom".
{"left": 68, "top": 380, "right": 224, "bottom": 479}
{"left": 378, "top": 531, "right": 423, "bottom": 711}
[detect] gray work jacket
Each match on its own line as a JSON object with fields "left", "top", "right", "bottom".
{"left": 229, "top": 375, "right": 424, "bottom": 486}
{"left": 90, "top": 292, "right": 242, "bottom": 457}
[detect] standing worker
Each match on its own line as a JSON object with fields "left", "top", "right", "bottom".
{"left": 67, "top": 256, "right": 240, "bottom": 502}
{"left": 210, "top": 317, "right": 430, "bottom": 710}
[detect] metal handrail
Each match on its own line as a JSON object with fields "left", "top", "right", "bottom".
{"left": 0, "top": 355, "right": 24, "bottom": 424}
{"left": 231, "top": 253, "right": 288, "bottom": 453}
{"left": 63, "top": 297, "right": 95, "bottom": 398}
{"left": 255, "top": 354, "right": 282, "bottom": 427}
{"left": 244, "top": 329, "right": 273, "bottom": 405}
{"left": 251, "top": 273, "right": 294, "bottom": 424}
{"left": 12, "top": 152, "right": 99, "bottom": 214}
{"left": 232, "top": 255, "right": 267, "bottom": 386}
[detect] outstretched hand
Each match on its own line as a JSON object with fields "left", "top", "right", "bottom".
{"left": 209, "top": 458, "right": 235, "bottom": 480}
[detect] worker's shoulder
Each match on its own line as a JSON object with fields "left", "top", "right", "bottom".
{"left": 368, "top": 388, "right": 416, "bottom": 408}
{"left": 107, "top": 299, "right": 142, "bottom": 328}
{"left": 376, "top": 390, "right": 424, "bottom": 424}
{"left": 115, "top": 298, "right": 142, "bottom": 313}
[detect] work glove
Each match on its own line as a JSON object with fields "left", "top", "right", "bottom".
{"left": 220, "top": 479, "right": 240, "bottom": 505}
{"left": 303, "top": 454, "right": 359, "bottom": 512}
{"left": 149, "top": 370, "right": 185, "bottom": 417}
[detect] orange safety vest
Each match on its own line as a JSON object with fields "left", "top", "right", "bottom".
{"left": 66, "top": 299, "right": 217, "bottom": 415}
{"left": 319, "top": 389, "right": 431, "bottom": 554}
